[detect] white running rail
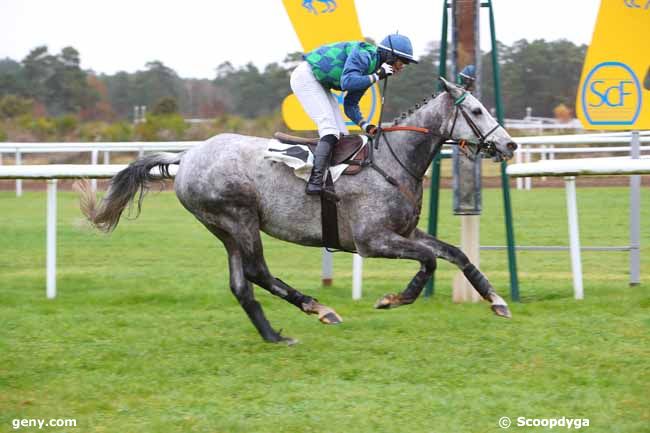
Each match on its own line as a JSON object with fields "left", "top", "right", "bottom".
{"left": 506, "top": 151, "right": 649, "bottom": 299}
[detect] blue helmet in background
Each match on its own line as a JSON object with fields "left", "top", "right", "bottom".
{"left": 457, "top": 64, "right": 476, "bottom": 89}
{"left": 378, "top": 34, "right": 418, "bottom": 64}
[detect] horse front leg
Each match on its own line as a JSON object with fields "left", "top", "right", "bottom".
{"left": 354, "top": 230, "right": 436, "bottom": 309}
{"left": 411, "top": 228, "right": 511, "bottom": 318}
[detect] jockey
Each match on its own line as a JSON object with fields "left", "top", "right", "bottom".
{"left": 457, "top": 64, "right": 476, "bottom": 91}
{"left": 290, "top": 33, "right": 418, "bottom": 196}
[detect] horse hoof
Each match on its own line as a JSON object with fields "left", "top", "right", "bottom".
{"left": 319, "top": 311, "right": 343, "bottom": 325}
{"left": 491, "top": 304, "right": 512, "bottom": 318}
{"left": 280, "top": 337, "right": 299, "bottom": 346}
{"left": 374, "top": 293, "right": 399, "bottom": 309}
{"left": 303, "top": 299, "right": 342, "bottom": 324}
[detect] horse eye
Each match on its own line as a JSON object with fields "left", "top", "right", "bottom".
{"left": 472, "top": 107, "right": 483, "bottom": 116}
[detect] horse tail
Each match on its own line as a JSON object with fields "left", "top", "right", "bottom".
{"left": 78, "top": 152, "right": 183, "bottom": 233}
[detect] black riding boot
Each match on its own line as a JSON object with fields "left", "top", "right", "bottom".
{"left": 306, "top": 135, "right": 338, "bottom": 197}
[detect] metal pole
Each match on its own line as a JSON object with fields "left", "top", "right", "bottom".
{"left": 46, "top": 179, "right": 57, "bottom": 299}
{"left": 564, "top": 176, "right": 583, "bottom": 300}
{"left": 425, "top": 153, "right": 442, "bottom": 297}
{"left": 425, "top": 0, "right": 449, "bottom": 297}
{"left": 489, "top": 0, "right": 519, "bottom": 301}
{"left": 629, "top": 131, "right": 641, "bottom": 285}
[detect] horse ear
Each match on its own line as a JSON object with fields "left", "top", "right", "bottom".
{"left": 438, "top": 76, "right": 452, "bottom": 91}
{"left": 438, "top": 76, "right": 464, "bottom": 100}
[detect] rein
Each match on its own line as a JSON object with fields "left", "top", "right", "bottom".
{"left": 361, "top": 90, "right": 502, "bottom": 206}
{"left": 362, "top": 125, "right": 433, "bottom": 208}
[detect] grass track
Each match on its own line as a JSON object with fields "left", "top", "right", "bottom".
{"left": 1, "top": 187, "right": 648, "bottom": 433}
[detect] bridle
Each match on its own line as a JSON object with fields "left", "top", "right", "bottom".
{"left": 372, "top": 91, "right": 503, "bottom": 182}
{"left": 363, "top": 90, "right": 504, "bottom": 205}
{"left": 447, "top": 92, "right": 502, "bottom": 159}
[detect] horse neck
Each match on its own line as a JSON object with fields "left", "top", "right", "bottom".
{"left": 374, "top": 94, "right": 451, "bottom": 181}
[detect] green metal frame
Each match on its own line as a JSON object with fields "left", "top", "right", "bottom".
{"left": 424, "top": 0, "right": 520, "bottom": 301}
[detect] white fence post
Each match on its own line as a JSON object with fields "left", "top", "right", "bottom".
{"left": 524, "top": 146, "right": 532, "bottom": 190}
{"left": 564, "top": 176, "right": 583, "bottom": 300}
{"left": 629, "top": 131, "right": 641, "bottom": 285}
{"left": 321, "top": 248, "right": 333, "bottom": 286}
{"left": 16, "top": 150, "right": 22, "bottom": 197}
{"left": 515, "top": 149, "right": 523, "bottom": 190}
{"left": 352, "top": 254, "right": 363, "bottom": 300}
{"left": 541, "top": 144, "right": 547, "bottom": 181}
{"left": 46, "top": 179, "right": 57, "bottom": 299}
{"left": 90, "top": 150, "right": 98, "bottom": 192}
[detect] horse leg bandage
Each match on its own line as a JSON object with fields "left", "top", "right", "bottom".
{"left": 462, "top": 264, "right": 495, "bottom": 300}
{"left": 402, "top": 270, "right": 431, "bottom": 301}
{"left": 272, "top": 278, "right": 313, "bottom": 309}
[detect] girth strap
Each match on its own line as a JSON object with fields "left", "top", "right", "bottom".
{"left": 320, "top": 175, "right": 343, "bottom": 250}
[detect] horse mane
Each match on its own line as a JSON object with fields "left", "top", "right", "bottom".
{"left": 391, "top": 92, "right": 444, "bottom": 126}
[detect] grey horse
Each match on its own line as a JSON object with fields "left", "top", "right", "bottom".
{"left": 80, "top": 78, "right": 518, "bottom": 344}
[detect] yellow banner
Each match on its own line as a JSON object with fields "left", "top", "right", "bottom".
{"left": 576, "top": 0, "right": 650, "bottom": 130}
{"left": 281, "top": 0, "right": 381, "bottom": 131}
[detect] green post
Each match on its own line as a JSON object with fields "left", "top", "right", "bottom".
{"left": 425, "top": 0, "right": 449, "bottom": 297}
{"left": 488, "top": 0, "right": 520, "bottom": 301}
{"left": 424, "top": 153, "right": 442, "bottom": 297}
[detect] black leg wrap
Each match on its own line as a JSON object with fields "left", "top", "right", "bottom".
{"left": 402, "top": 270, "right": 431, "bottom": 302}
{"left": 462, "top": 264, "right": 495, "bottom": 300}
{"left": 273, "top": 278, "right": 313, "bottom": 309}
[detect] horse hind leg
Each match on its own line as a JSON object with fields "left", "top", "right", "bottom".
{"left": 209, "top": 226, "right": 295, "bottom": 344}
{"left": 236, "top": 226, "right": 343, "bottom": 325}
{"left": 213, "top": 207, "right": 343, "bottom": 326}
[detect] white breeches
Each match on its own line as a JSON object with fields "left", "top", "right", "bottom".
{"left": 290, "top": 61, "right": 348, "bottom": 138}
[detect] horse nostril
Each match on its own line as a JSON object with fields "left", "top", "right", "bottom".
{"left": 507, "top": 142, "right": 518, "bottom": 151}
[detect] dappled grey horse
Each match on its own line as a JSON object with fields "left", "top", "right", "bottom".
{"left": 80, "top": 78, "right": 518, "bottom": 344}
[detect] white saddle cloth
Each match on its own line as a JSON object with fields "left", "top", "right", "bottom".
{"left": 264, "top": 139, "right": 364, "bottom": 183}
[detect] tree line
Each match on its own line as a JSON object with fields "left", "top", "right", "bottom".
{"left": 0, "top": 39, "right": 586, "bottom": 124}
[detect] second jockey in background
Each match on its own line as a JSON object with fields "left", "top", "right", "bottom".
{"left": 290, "top": 33, "right": 418, "bottom": 197}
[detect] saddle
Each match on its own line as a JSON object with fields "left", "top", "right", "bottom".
{"left": 273, "top": 132, "right": 368, "bottom": 175}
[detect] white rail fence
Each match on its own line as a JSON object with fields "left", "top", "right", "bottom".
{"left": 513, "top": 132, "right": 650, "bottom": 190}
{"left": 0, "top": 141, "right": 200, "bottom": 196}
{"left": 507, "top": 148, "right": 648, "bottom": 299}
{"left": 0, "top": 165, "right": 178, "bottom": 299}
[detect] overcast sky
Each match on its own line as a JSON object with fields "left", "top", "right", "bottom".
{"left": 0, "top": 0, "right": 600, "bottom": 79}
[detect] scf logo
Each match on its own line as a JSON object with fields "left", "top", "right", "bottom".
{"left": 582, "top": 61, "right": 642, "bottom": 125}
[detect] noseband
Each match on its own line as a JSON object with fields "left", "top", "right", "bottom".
{"left": 448, "top": 92, "right": 501, "bottom": 157}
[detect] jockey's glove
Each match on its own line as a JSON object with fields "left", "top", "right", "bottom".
{"left": 377, "top": 63, "right": 394, "bottom": 80}
{"left": 361, "top": 123, "right": 377, "bottom": 135}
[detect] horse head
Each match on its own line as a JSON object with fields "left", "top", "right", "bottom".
{"left": 439, "top": 77, "right": 518, "bottom": 161}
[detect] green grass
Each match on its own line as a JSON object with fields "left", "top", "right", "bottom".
{"left": 1, "top": 187, "right": 648, "bottom": 433}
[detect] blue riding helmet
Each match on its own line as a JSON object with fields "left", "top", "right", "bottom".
{"left": 457, "top": 64, "right": 476, "bottom": 89}
{"left": 378, "top": 34, "right": 418, "bottom": 64}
